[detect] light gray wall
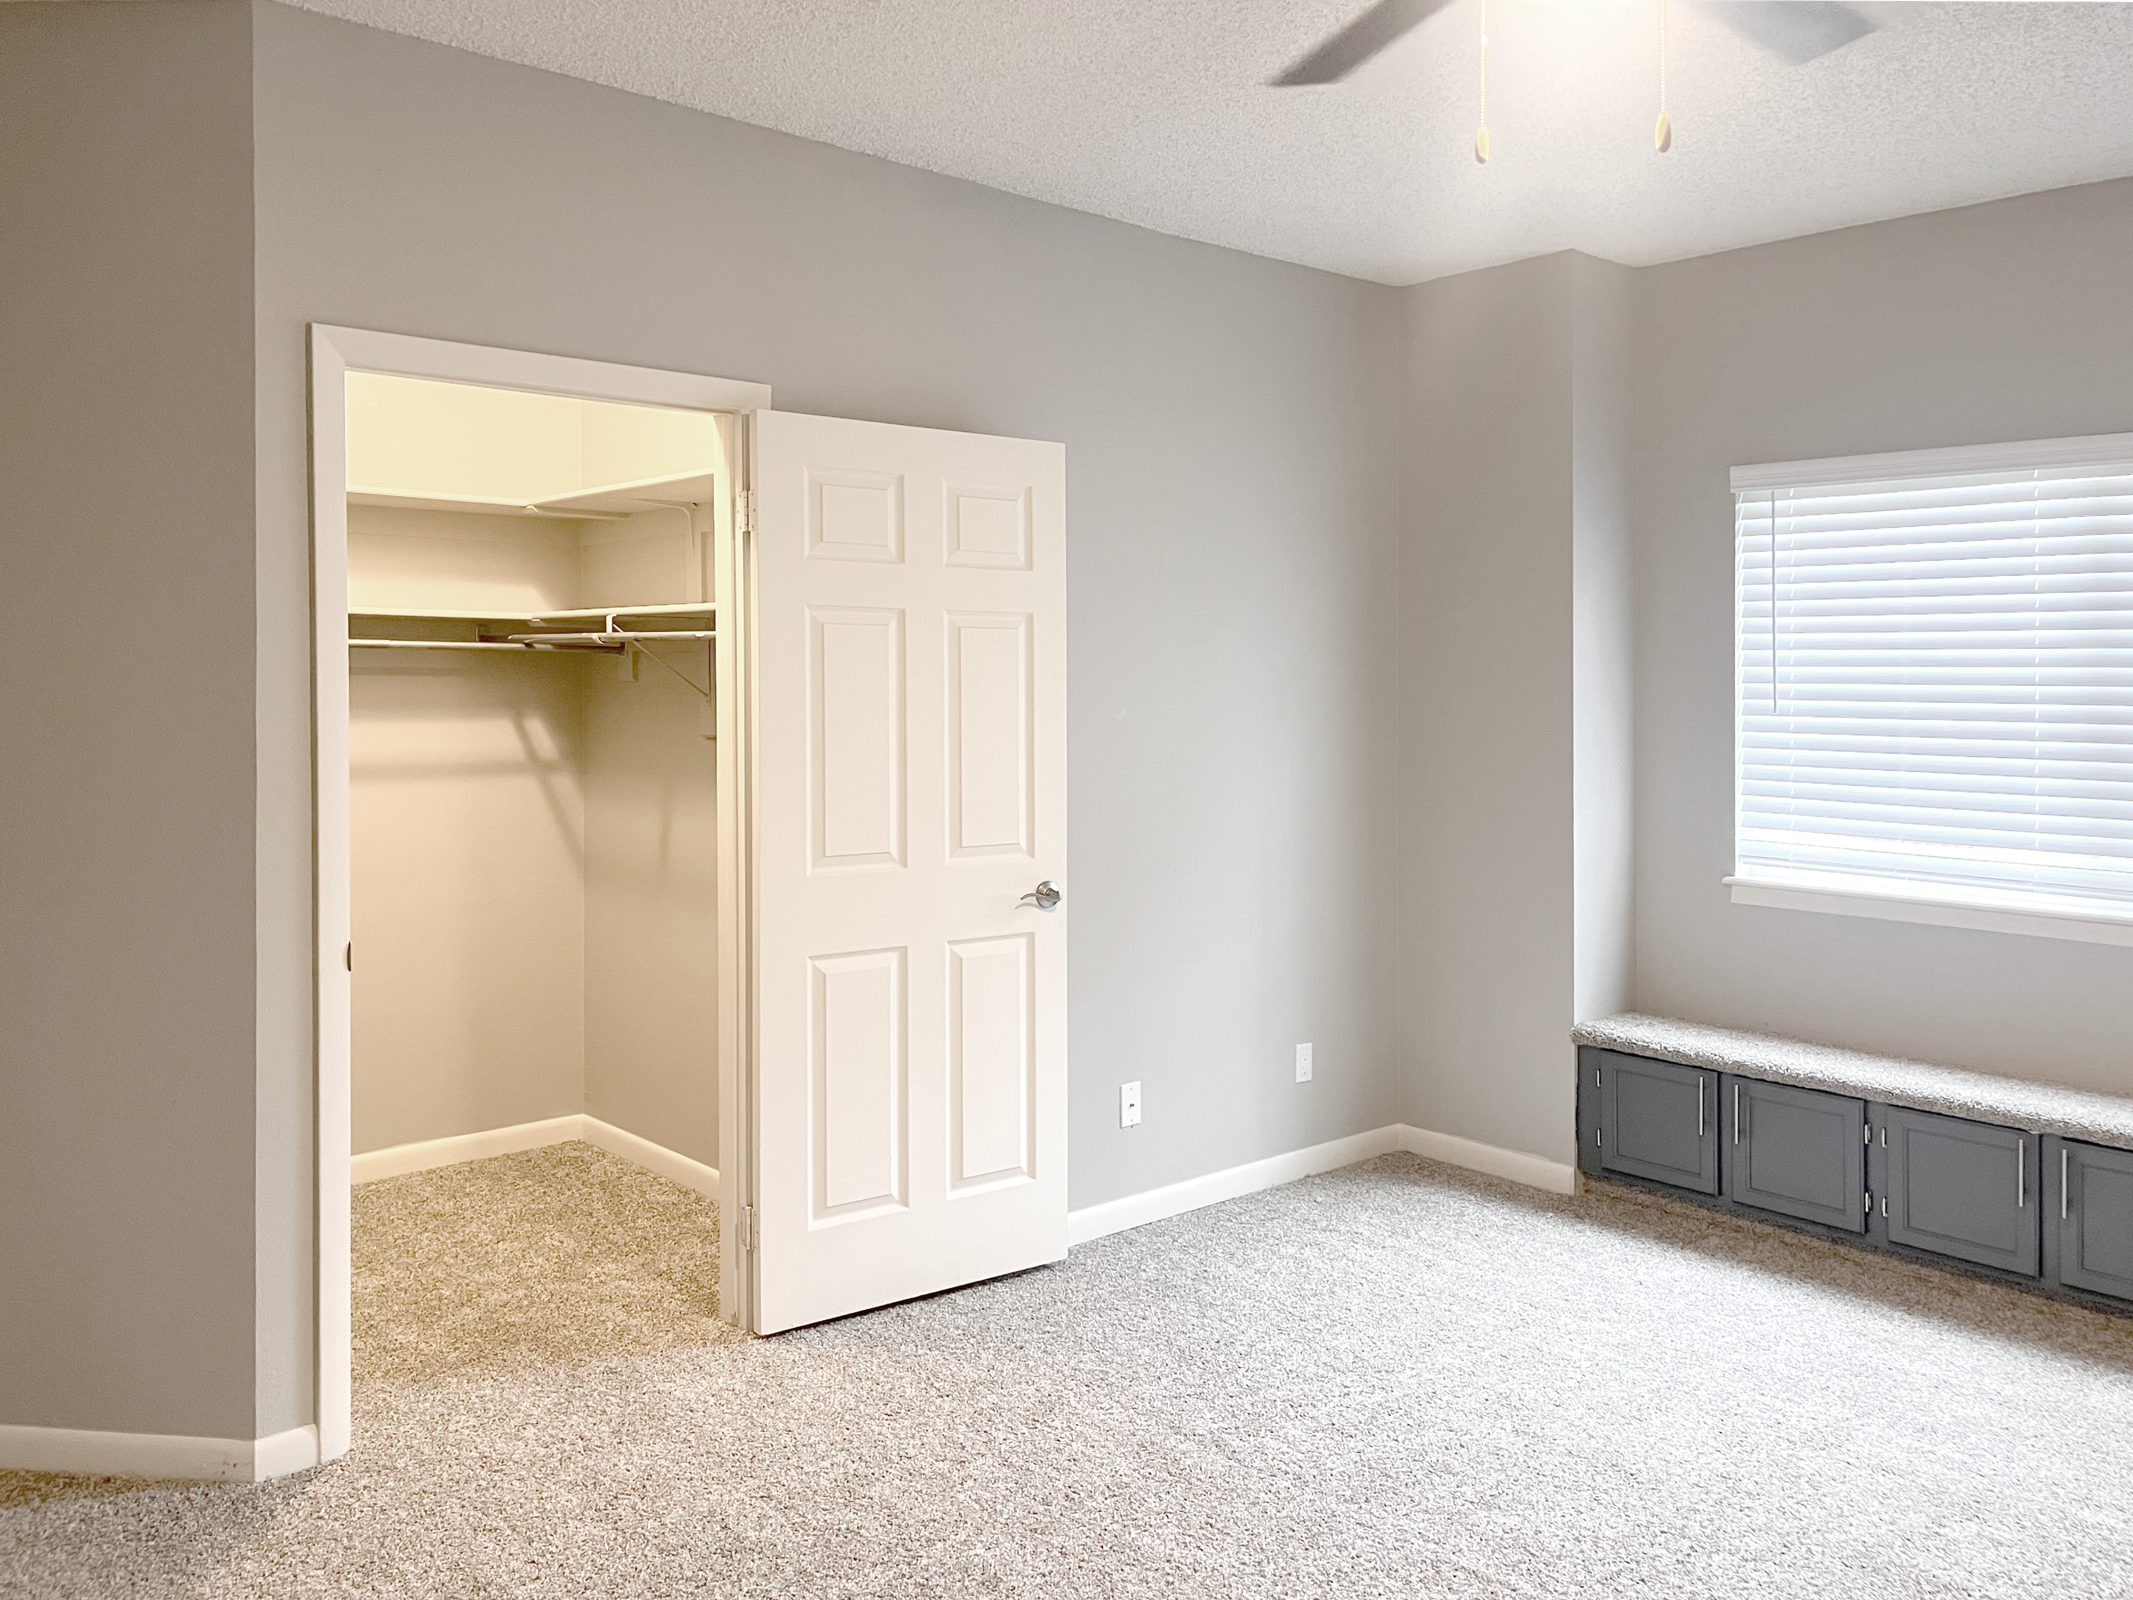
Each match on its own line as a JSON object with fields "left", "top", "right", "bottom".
{"left": 1396, "top": 254, "right": 1581, "bottom": 1161}
{"left": 1570, "top": 256, "right": 1636, "bottom": 1028}
{"left": 1631, "top": 177, "right": 2133, "bottom": 1096}
{"left": 249, "top": 0, "right": 1404, "bottom": 1343}
{"left": 0, "top": 0, "right": 264, "bottom": 1438}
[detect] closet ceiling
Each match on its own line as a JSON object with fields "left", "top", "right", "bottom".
{"left": 283, "top": 0, "right": 2133, "bottom": 284}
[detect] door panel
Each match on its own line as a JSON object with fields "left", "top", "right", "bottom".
{"left": 810, "top": 608, "right": 905, "bottom": 870}
{"left": 946, "top": 613, "right": 1033, "bottom": 859}
{"left": 1882, "top": 1106, "right": 2037, "bottom": 1275}
{"left": 753, "top": 410, "right": 1067, "bottom": 1334}
{"left": 1597, "top": 1052, "right": 1718, "bottom": 1194}
{"left": 809, "top": 947, "right": 906, "bottom": 1219}
{"left": 1726, "top": 1077, "right": 1865, "bottom": 1232}
{"left": 944, "top": 482, "right": 1032, "bottom": 569}
{"left": 948, "top": 933, "right": 1034, "bottom": 1192}
{"left": 807, "top": 466, "right": 903, "bottom": 561}
{"left": 2050, "top": 1139, "right": 2132, "bottom": 1297}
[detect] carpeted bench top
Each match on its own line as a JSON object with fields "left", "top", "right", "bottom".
{"left": 1573, "top": 1012, "right": 2133, "bottom": 1149}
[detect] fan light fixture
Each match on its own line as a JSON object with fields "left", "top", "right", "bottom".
{"left": 1271, "top": 0, "right": 1878, "bottom": 163}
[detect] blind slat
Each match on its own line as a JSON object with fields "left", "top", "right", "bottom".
{"left": 1737, "top": 463, "right": 2133, "bottom": 914}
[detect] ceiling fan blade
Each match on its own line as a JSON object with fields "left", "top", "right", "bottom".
{"left": 1270, "top": 0, "right": 1460, "bottom": 87}
{"left": 1693, "top": 1, "right": 1876, "bottom": 65}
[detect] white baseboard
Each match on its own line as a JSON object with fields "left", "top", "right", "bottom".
{"left": 0, "top": 1422, "right": 319, "bottom": 1483}
{"left": 1399, "top": 1125, "right": 1578, "bottom": 1196}
{"left": 350, "top": 1115, "right": 585, "bottom": 1182}
{"left": 351, "top": 1114, "right": 718, "bottom": 1198}
{"left": 1066, "top": 1123, "right": 1577, "bottom": 1246}
{"left": 579, "top": 1115, "right": 719, "bottom": 1200}
{"left": 1066, "top": 1125, "right": 1406, "bottom": 1246}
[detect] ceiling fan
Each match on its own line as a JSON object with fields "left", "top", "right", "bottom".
{"left": 1271, "top": 0, "right": 1877, "bottom": 85}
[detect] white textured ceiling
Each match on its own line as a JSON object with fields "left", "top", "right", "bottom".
{"left": 281, "top": 0, "right": 2133, "bottom": 284}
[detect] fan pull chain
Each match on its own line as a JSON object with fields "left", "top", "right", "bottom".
{"left": 1655, "top": 0, "right": 1674, "bottom": 152}
{"left": 1475, "top": 0, "right": 1492, "bottom": 163}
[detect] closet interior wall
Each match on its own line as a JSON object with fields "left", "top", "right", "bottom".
{"left": 347, "top": 375, "right": 722, "bottom": 1173}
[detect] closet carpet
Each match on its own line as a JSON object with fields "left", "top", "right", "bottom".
{"left": 6, "top": 1146, "right": 2133, "bottom": 1598}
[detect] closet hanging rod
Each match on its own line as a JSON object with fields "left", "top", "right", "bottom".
{"left": 524, "top": 505, "right": 632, "bottom": 521}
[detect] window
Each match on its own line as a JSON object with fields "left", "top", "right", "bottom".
{"left": 1731, "top": 435, "right": 2133, "bottom": 943}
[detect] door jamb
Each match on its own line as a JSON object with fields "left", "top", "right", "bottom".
{"left": 306, "top": 325, "right": 770, "bottom": 1462}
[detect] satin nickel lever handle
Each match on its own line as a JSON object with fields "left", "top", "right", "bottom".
{"left": 1019, "top": 880, "right": 1061, "bottom": 911}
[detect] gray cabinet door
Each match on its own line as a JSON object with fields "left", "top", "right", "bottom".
{"left": 1882, "top": 1106, "right": 2038, "bottom": 1276}
{"left": 1724, "top": 1076, "right": 1865, "bottom": 1232}
{"left": 2052, "top": 1139, "right": 2133, "bottom": 1300}
{"left": 1597, "top": 1051, "right": 1718, "bottom": 1194}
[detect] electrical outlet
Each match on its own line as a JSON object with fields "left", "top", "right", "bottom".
{"left": 1120, "top": 1081, "right": 1142, "bottom": 1128}
{"left": 1296, "top": 1043, "right": 1314, "bottom": 1083}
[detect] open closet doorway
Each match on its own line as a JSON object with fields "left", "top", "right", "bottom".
{"left": 310, "top": 328, "right": 1072, "bottom": 1469}
{"left": 345, "top": 372, "right": 727, "bottom": 1188}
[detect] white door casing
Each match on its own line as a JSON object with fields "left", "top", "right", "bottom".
{"left": 749, "top": 410, "right": 1067, "bottom": 1333}
{"left": 308, "top": 328, "right": 771, "bottom": 1461}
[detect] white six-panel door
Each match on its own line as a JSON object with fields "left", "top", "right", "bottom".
{"left": 749, "top": 410, "right": 1067, "bottom": 1333}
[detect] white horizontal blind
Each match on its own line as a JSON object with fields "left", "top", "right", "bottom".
{"left": 1737, "top": 461, "right": 2133, "bottom": 917}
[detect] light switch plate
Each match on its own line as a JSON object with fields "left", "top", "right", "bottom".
{"left": 1120, "top": 1081, "right": 1142, "bottom": 1128}
{"left": 1296, "top": 1043, "right": 1313, "bottom": 1083}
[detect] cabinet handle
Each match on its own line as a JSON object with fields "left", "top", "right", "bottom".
{"left": 1698, "top": 1076, "right": 1706, "bottom": 1137}
{"left": 2063, "top": 1146, "right": 2071, "bottom": 1220}
{"left": 1733, "top": 1082, "right": 1742, "bottom": 1145}
{"left": 2016, "top": 1138, "right": 2025, "bottom": 1208}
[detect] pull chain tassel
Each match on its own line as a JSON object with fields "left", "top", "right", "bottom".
{"left": 1655, "top": 0, "right": 1673, "bottom": 152}
{"left": 1476, "top": 0, "right": 1491, "bottom": 163}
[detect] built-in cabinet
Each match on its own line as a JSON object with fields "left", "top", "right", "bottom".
{"left": 1875, "top": 1105, "right": 2037, "bottom": 1276}
{"left": 1578, "top": 1047, "right": 2129, "bottom": 1311}
{"left": 1726, "top": 1077, "right": 1866, "bottom": 1233}
{"left": 1596, "top": 1053, "right": 1719, "bottom": 1194}
{"left": 2045, "top": 1139, "right": 2133, "bottom": 1301}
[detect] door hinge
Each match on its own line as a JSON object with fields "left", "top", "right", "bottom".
{"left": 739, "top": 1203, "right": 756, "bottom": 1252}
{"left": 739, "top": 489, "right": 755, "bottom": 536}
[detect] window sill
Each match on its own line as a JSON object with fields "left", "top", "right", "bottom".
{"left": 1725, "top": 877, "right": 2133, "bottom": 949}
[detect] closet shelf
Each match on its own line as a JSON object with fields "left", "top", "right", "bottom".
{"left": 351, "top": 603, "right": 715, "bottom": 624}
{"left": 529, "top": 603, "right": 715, "bottom": 622}
{"left": 347, "top": 488, "right": 598, "bottom": 520}
{"left": 352, "top": 605, "right": 547, "bottom": 621}
{"left": 532, "top": 470, "right": 721, "bottom": 515}
{"left": 351, "top": 602, "right": 716, "bottom": 657}
{"left": 349, "top": 468, "right": 721, "bottom": 521}
{"left": 503, "top": 631, "right": 714, "bottom": 645}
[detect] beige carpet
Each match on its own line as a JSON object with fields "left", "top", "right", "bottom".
{"left": 351, "top": 1143, "right": 741, "bottom": 1384}
{"left": 6, "top": 1145, "right": 2133, "bottom": 1597}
